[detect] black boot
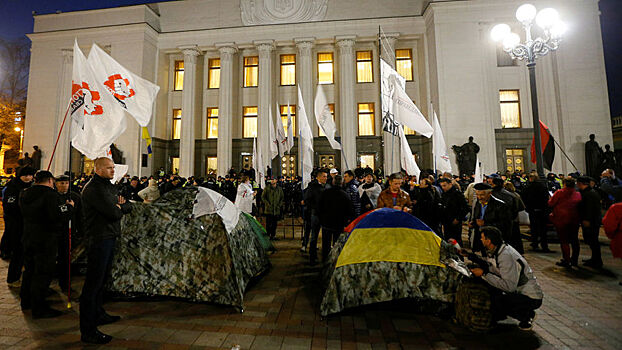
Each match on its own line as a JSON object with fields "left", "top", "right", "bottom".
{"left": 81, "top": 330, "right": 112, "bottom": 344}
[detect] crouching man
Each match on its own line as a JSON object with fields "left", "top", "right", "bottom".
{"left": 469, "top": 226, "right": 543, "bottom": 330}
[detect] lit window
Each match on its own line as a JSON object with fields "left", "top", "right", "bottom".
{"left": 395, "top": 49, "right": 413, "bottom": 81}
{"left": 356, "top": 51, "right": 373, "bottom": 83}
{"left": 358, "top": 103, "right": 375, "bottom": 136}
{"left": 173, "top": 60, "right": 184, "bottom": 91}
{"left": 208, "top": 58, "right": 220, "bottom": 89}
{"left": 244, "top": 56, "right": 258, "bottom": 87}
{"left": 280, "top": 105, "right": 296, "bottom": 135}
{"left": 207, "top": 156, "right": 217, "bottom": 175}
{"left": 318, "top": 104, "right": 335, "bottom": 137}
{"left": 206, "top": 108, "right": 218, "bottom": 139}
{"left": 499, "top": 90, "right": 521, "bottom": 128}
{"left": 318, "top": 52, "right": 334, "bottom": 84}
{"left": 243, "top": 106, "right": 258, "bottom": 138}
{"left": 172, "top": 109, "right": 182, "bottom": 139}
{"left": 280, "top": 54, "right": 296, "bottom": 86}
{"left": 360, "top": 154, "right": 375, "bottom": 169}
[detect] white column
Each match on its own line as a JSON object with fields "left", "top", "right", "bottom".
{"left": 53, "top": 49, "right": 73, "bottom": 175}
{"left": 216, "top": 43, "right": 237, "bottom": 177}
{"left": 336, "top": 35, "right": 357, "bottom": 171}
{"left": 295, "top": 38, "right": 315, "bottom": 174}
{"left": 178, "top": 46, "right": 201, "bottom": 178}
{"left": 380, "top": 34, "right": 400, "bottom": 174}
{"left": 255, "top": 41, "right": 274, "bottom": 177}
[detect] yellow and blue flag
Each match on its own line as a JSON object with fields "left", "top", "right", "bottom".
{"left": 336, "top": 208, "right": 444, "bottom": 268}
{"left": 141, "top": 127, "right": 152, "bottom": 157}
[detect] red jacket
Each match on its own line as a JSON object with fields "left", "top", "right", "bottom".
{"left": 548, "top": 187, "right": 581, "bottom": 228}
{"left": 602, "top": 203, "right": 622, "bottom": 258}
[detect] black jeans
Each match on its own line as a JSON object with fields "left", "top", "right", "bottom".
{"left": 490, "top": 289, "right": 542, "bottom": 322}
{"left": 528, "top": 210, "right": 548, "bottom": 250}
{"left": 307, "top": 215, "right": 321, "bottom": 263}
{"left": 20, "top": 241, "right": 56, "bottom": 314}
{"left": 265, "top": 215, "right": 279, "bottom": 239}
{"left": 443, "top": 222, "right": 462, "bottom": 246}
{"left": 321, "top": 227, "right": 341, "bottom": 262}
{"left": 6, "top": 220, "right": 23, "bottom": 283}
{"left": 582, "top": 224, "right": 602, "bottom": 263}
{"left": 57, "top": 230, "right": 70, "bottom": 291}
{"left": 80, "top": 238, "right": 116, "bottom": 334}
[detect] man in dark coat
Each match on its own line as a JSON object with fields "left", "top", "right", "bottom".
{"left": 491, "top": 178, "right": 522, "bottom": 246}
{"left": 121, "top": 176, "right": 144, "bottom": 202}
{"left": 303, "top": 170, "right": 327, "bottom": 265}
{"left": 19, "top": 171, "right": 74, "bottom": 318}
{"left": 262, "top": 178, "right": 284, "bottom": 240}
{"left": 469, "top": 183, "right": 511, "bottom": 254}
{"left": 577, "top": 176, "right": 603, "bottom": 268}
{"left": 318, "top": 175, "right": 354, "bottom": 262}
{"left": 343, "top": 170, "right": 361, "bottom": 218}
{"left": 31, "top": 146, "right": 42, "bottom": 170}
{"left": 3, "top": 166, "right": 35, "bottom": 286}
{"left": 80, "top": 158, "right": 132, "bottom": 344}
{"left": 521, "top": 174, "right": 551, "bottom": 252}
{"left": 55, "top": 175, "right": 84, "bottom": 293}
{"left": 439, "top": 178, "right": 469, "bottom": 245}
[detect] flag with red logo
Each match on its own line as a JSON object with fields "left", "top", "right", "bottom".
{"left": 70, "top": 40, "right": 127, "bottom": 160}
{"left": 87, "top": 43, "right": 160, "bottom": 127}
{"left": 530, "top": 121, "right": 555, "bottom": 170}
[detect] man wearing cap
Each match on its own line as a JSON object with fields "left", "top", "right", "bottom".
{"left": 55, "top": 175, "right": 84, "bottom": 293}
{"left": 3, "top": 166, "right": 35, "bottom": 286}
{"left": 327, "top": 168, "right": 339, "bottom": 188}
{"left": 577, "top": 176, "right": 603, "bottom": 268}
{"left": 19, "top": 170, "right": 74, "bottom": 318}
{"left": 469, "top": 183, "right": 511, "bottom": 254}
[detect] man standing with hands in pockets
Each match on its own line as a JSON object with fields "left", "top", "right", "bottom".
{"left": 80, "top": 157, "right": 132, "bottom": 344}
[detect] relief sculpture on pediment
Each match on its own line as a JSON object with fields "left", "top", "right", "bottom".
{"left": 240, "top": 0, "right": 328, "bottom": 25}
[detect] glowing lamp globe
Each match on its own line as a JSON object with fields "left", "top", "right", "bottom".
{"left": 515, "top": 4, "right": 537, "bottom": 24}
{"left": 550, "top": 21, "right": 567, "bottom": 39}
{"left": 503, "top": 32, "right": 521, "bottom": 50}
{"left": 536, "top": 8, "right": 559, "bottom": 29}
{"left": 491, "top": 23, "right": 511, "bottom": 42}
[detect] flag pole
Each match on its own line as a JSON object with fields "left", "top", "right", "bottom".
{"left": 47, "top": 102, "right": 72, "bottom": 171}
{"left": 551, "top": 138, "right": 579, "bottom": 172}
{"left": 66, "top": 136, "right": 73, "bottom": 308}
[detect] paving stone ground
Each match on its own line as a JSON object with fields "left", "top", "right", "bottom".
{"left": 0, "top": 218, "right": 621, "bottom": 350}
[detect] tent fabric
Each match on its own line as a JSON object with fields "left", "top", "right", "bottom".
{"left": 107, "top": 187, "right": 270, "bottom": 309}
{"left": 242, "top": 213, "right": 276, "bottom": 252}
{"left": 320, "top": 208, "right": 465, "bottom": 316}
{"left": 193, "top": 187, "right": 240, "bottom": 233}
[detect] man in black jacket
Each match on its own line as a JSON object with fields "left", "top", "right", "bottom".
{"left": 577, "top": 176, "right": 603, "bottom": 268}
{"left": 521, "top": 174, "right": 551, "bottom": 252}
{"left": 318, "top": 175, "right": 354, "bottom": 262}
{"left": 303, "top": 169, "right": 327, "bottom": 265}
{"left": 80, "top": 158, "right": 132, "bottom": 344}
{"left": 343, "top": 170, "right": 361, "bottom": 218}
{"left": 439, "top": 178, "right": 469, "bottom": 245}
{"left": 55, "top": 175, "right": 83, "bottom": 293}
{"left": 469, "top": 183, "right": 511, "bottom": 254}
{"left": 19, "top": 170, "right": 73, "bottom": 318}
{"left": 3, "top": 166, "right": 35, "bottom": 286}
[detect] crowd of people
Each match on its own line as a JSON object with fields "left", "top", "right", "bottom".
{"left": 1, "top": 158, "right": 621, "bottom": 341}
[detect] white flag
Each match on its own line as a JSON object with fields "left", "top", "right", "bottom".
{"left": 70, "top": 40, "right": 127, "bottom": 160}
{"left": 275, "top": 103, "right": 287, "bottom": 158}
{"left": 432, "top": 110, "right": 452, "bottom": 173}
{"left": 380, "top": 59, "right": 403, "bottom": 136}
{"left": 298, "top": 88, "right": 314, "bottom": 189}
{"left": 314, "top": 85, "right": 341, "bottom": 150}
{"left": 474, "top": 157, "right": 483, "bottom": 183}
{"left": 286, "top": 101, "right": 294, "bottom": 152}
{"left": 268, "top": 104, "right": 278, "bottom": 160}
{"left": 399, "top": 126, "right": 421, "bottom": 179}
{"left": 392, "top": 79, "right": 433, "bottom": 138}
{"left": 252, "top": 138, "right": 265, "bottom": 189}
{"left": 87, "top": 44, "right": 159, "bottom": 127}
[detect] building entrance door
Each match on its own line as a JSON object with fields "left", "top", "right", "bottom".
{"left": 505, "top": 149, "right": 524, "bottom": 173}
{"left": 319, "top": 154, "right": 336, "bottom": 169}
{"left": 280, "top": 155, "right": 297, "bottom": 177}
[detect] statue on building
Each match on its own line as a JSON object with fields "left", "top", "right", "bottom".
{"left": 31, "top": 145, "right": 42, "bottom": 170}
{"left": 452, "top": 136, "right": 480, "bottom": 176}
{"left": 602, "top": 144, "right": 616, "bottom": 171}
{"left": 585, "top": 134, "right": 603, "bottom": 179}
{"left": 110, "top": 143, "right": 124, "bottom": 164}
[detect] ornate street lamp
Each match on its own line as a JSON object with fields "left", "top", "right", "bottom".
{"left": 491, "top": 4, "right": 566, "bottom": 178}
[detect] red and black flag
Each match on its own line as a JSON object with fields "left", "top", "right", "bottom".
{"left": 531, "top": 121, "right": 555, "bottom": 170}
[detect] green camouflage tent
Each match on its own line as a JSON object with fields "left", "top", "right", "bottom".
{"left": 107, "top": 187, "right": 271, "bottom": 310}
{"left": 242, "top": 213, "right": 276, "bottom": 252}
{"left": 320, "top": 208, "right": 466, "bottom": 316}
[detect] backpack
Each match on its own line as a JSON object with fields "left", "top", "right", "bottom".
{"left": 454, "top": 279, "right": 493, "bottom": 333}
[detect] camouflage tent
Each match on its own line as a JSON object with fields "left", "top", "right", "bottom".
{"left": 320, "top": 208, "right": 466, "bottom": 316}
{"left": 107, "top": 187, "right": 271, "bottom": 310}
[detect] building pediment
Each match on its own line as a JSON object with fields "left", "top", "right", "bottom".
{"left": 240, "top": 0, "right": 328, "bottom": 25}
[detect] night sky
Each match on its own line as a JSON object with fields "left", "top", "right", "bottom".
{"left": 0, "top": 0, "right": 620, "bottom": 117}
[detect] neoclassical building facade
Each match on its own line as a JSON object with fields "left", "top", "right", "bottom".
{"left": 25, "top": 0, "right": 612, "bottom": 178}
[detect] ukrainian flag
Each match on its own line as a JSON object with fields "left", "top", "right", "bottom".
{"left": 142, "top": 127, "right": 152, "bottom": 157}
{"left": 336, "top": 208, "right": 444, "bottom": 268}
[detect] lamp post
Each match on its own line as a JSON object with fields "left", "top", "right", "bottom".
{"left": 14, "top": 127, "right": 23, "bottom": 155}
{"left": 491, "top": 4, "right": 566, "bottom": 178}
